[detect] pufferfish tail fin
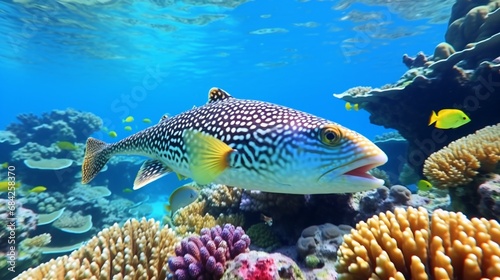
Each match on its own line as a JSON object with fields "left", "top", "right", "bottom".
{"left": 428, "top": 111, "right": 438, "bottom": 126}
{"left": 81, "top": 137, "right": 112, "bottom": 184}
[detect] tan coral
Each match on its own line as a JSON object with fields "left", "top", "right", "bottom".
{"left": 172, "top": 199, "right": 245, "bottom": 235}
{"left": 19, "top": 233, "right": 51, "bottom": 248}
{"left": 335, "top": 206, "right": 500, "bottom": 280}
{"left": 173, "top": 200, "right": 217, "bottom": 234}
{"left": 423, "top": 123, "right": 500, "bottom": 188}
{"left": 203, "top": 184, "right": 243, "bottom": 209}
{"left": 15, "top": 218, "right": 180, "bottom": 280}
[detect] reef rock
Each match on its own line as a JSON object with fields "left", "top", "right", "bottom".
{"left": 334, "top": 43, "right": 500, "bottom": 175}
{"left": 478, "top": 173, "right": 500, "bottom": 219}
{"left": 296, "top": 223, "right": 352, "bottom": 268}
{"left": 355, "top": 185, "right": 430, "bottom": 222}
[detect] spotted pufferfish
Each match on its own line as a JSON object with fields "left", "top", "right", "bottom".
{"left": 82, "top": 88, "right": 387, "bottom": 194}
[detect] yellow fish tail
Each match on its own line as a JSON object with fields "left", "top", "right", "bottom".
{"left": 429, "top": 110, "right": 438, "bottom": 126}
{"left": 353, "top": 103, "right": 359, "bottom": 111}
{"left": 183, "top": 130, "right": 233, "bottom": 185}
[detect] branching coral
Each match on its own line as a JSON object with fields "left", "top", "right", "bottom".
{"left": 335, "top": 206, "right": 500, "bottom": 280}
{"left": 423, "top": 123, "right": 500, "bottom": 188}
{"left": 168, "top": 224, "right": 250, "bottom": 280}
{"left": 15, "top": 218, "right": 180, "bottom": 279}
{"left": 173, "top": 199, "right": 245, "bottom": 236}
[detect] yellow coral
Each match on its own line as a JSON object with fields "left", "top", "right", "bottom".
{"left": 19, "top": 233, "right": 51, "bottom": 248}
{"left": 173, "top": 200, "right": 217, "bottom": 234}
{"left": 172, "top": 198, "right": 245, "bottom": 235}
{"left": 335, "top": 206, "right": 500, "bottom": 280}
{"left": 15, "top": 218, "right": 180, "bottom": 280}
{"left": 423, "top": 123, "right": 500, "bottom": 188}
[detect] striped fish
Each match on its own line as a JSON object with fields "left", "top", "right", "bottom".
{"left": 82, "top": 88, "right": 387, "bottom": 194}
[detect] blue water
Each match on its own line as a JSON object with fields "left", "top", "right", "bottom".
{"left": 1, "top": 0, "right": 448, "bottom": 139}
{"left": 0, "top": 0, "right": 451, "bottom": 217}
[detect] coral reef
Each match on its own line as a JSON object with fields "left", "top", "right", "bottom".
{"left": 239, "top": 190, "right": 303, "bottom": 219}
{"left": 478, "top": 173, "right": 500, "bottom": 219}
{"left": 354, "top": 185, "right": 430, "bottom": 222}
{"left": 402, "top": 52, "right": 429, "bottom": 69}
{"left": 246, "top": 223, "right": 281, "bottom": 252}
{"left": 0, "top": 199, "right": 39, "bottom": 279}
{"left": 202, "top": 184, "right": 243, "bottom": 216}
{"left": 19, "top": 191, "right": 65, "bottom": 214}
{"left": 6, "top": 109, "right": 102, "bottom": 146}
{"left": 0, "top": 130, "right": 20, "bottom": 145}
{"left": 296, "top": 223, "right": 352, "bottom": 268}
{"left": 173, "top": 199, "right": 245, "bottom": 235}
{"left": 446, "top": 0, "right": 500, "bottom": 51}
{"left": 0, "top": 233, "right": 51, "bottom": 279}
{"left": 168, "top": 224, "right": 250, "bottom": 280}
{"left": 335, "top": 206, "right": 500, "bottom": 280}
{"left": 334, "top": 3, "right": 500, "bottom": 176}
{"left": 423, "top": 123, "right": 500, "bottom": 188}
{"left": 52, "top": 210, "right": 93, "bottom": 234}
{"left": 15, "top": 218, "right": 180, "bottom": 279}
{"left": 0, "top": 199, "right": 37, "bottom": 253}
{"left": 222, "top": 251, "right": 305, "bottom": 280}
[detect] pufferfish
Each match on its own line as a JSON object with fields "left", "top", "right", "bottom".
{"left": 82, "top": 88, "right": 387, "bottom": 194}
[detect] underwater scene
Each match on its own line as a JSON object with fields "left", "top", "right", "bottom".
{"left": 1, "top": 0, "right": 500, "bottom": 279}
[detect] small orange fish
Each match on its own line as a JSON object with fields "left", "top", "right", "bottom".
{"left": 260, "top": 213, "right": 273, "bottom": 226}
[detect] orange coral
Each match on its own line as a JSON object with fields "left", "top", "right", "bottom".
{"left": 335, "top": 206, "right": 500, "bottom": 280}
{"left": 423, "top": 123, "right": 500, "bottom": 188}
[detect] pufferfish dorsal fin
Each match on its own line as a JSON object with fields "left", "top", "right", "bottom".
{"left": 208, "top": 87, "right": 233, "bottom": 104}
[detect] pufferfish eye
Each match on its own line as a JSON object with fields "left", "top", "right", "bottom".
{"left": 320, "top": 125, "right": 342, "bottom": 146}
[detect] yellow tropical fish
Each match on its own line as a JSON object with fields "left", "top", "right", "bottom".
{"left": 124, "top": 126, "right": 133, "bottom": 131}
{"left": 0, "top": 181, "right": 21, "bottom": 192}
{"left": 123, "top": 116, "right": 134, "bottom": 123}
{"left": 417, "top": 179, "right": 432, "bottom": 191}
{"left": 345, "top": 102, "right": 359, "bottom": 111}
{"left": 164, "top": 184, "right": 200, "bottom": 216}
{"left": 1, "top": 162, "right": 8, "bottom": 168}
{"left": 108, "top": 131, "right": 118, "bottom": 138}
{"left": 142, "top": 118, "right": 152, "bottom": 123}
{"left": 56, "top": 141, "right": 78, "bottom": 151}
{"left": 29, "top": 186, "right": 47, "bottom": 193}
{"left": 122, "top": 188, "right": 133, "bottom": 193}
{"left": 429, "top": 109, "right": 470, "bottom": 129}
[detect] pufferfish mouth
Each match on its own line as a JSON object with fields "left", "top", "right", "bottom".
{"left": 320, "top": 153, "right": 388, "bottom": 182}
{"left": 343, "top": 154, "right": 388, "bottom": 180}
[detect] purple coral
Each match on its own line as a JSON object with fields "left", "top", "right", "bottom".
{"left": 168, "top": 224, "right": 251, "bottom": 280}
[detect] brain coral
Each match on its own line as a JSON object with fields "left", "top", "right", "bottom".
{"left": 423, "top": 123, "right": 500, "bottom": 188}
{"left": 15, "top": 218, "right": 180, "bottom": 279}
{"left": 335, "top": 206, "right": 500, "bottom": 280}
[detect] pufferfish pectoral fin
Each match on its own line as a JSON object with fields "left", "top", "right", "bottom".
{"left": 133, "top": 159, "right": 172, "bottom": 190}
{"left": 183, "top": 130, "right": 234, "bottom": 185}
